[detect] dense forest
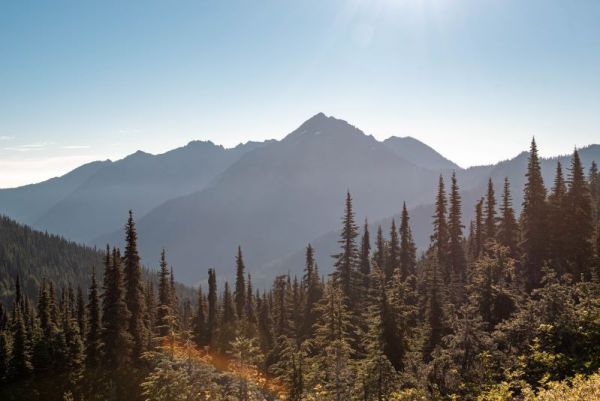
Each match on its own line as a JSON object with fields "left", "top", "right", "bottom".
{"left": 1, "top": 139, "right": 599, "bottom": 400}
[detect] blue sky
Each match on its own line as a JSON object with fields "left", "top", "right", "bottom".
{"left": 1, "top": 0, "right": 600, "bottom": 187}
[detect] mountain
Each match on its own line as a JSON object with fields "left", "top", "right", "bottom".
{"left": 0, "top": 140, "right": 266, "bottom": 243}
{"left": 101, "top": 113, "right": 442, "bottom": 285}
{"left": 383, "top": 136, "right": 461, "bottom": 171}
{"left": 263, "top": 145, "right": 600, "bottom": 280}
{"left": 0, "top": 160, "right": 110, "bottom": 225}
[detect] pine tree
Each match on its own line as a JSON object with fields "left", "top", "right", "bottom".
{"left": 374, "top": 225, "right": 387, "bottom": 272}
{"left": 565, "top": 149, "right": 594, "bottom": 280}
{"left": 157, "top": 249, "right": 172, "bottom": 338}
{"left": 234, "top": 246, "right": 246, "bottom": 320}
{"left": 548, "top": 162, "right": 568, "bottom": 273}
{"left": 332, "top": 191, "right": 359, "bottom": 306}
{"left": 484, "top": 178, "right": 497, "bottom": 243}
{"left": 8, "top": 307, "right": 32, "bottom": 379}
{"left": 423, "top": 255, "right": 446, "bottom": 361}
{"left": 497, "top": 177, "right": 519, "bottom": 257}
{"left": 123, "top": 210, "right": 147, "bottom": 359}
{"left": 386, "top": 219, "right": 400, "bottom": 282}
{"left": 218, "top": 282, "right": 236, "bottom": 352}
{"left": 101, "top": 247, "right": 132, "bottom": 370}
{"left": 448, "top": 172, "right": 467, "bottom": 303}
{"left": 521, "top": 138, "right": 548, "bottom": 291}
{"left": 302, "top": 244, "right": 321, "bottom": 341}
{"left": 86, "top": 267, "right": 102, "bottom": 369}
{"left": 431, "top": 175, "right": 449, "bottom": 279}
{"left": 76, "top": 287, "right": 85, "bottom": 339}
{"left": 207, "top": 268, "right": 218, "bottom": 346}
{"left": 192, "top": 288, "right": 207, "bottom": 347}
{"left": 359, "top": 219, "right": 371, "bottom": 294}
{"left": 399, "top": 202, "right": 417, "bottom": 281}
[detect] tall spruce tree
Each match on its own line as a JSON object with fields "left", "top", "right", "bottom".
{"left": 399, "top": 202, "right": 417, "bottom": 281}
{"left": 101, "top": 247, "right": 132, "bottom": 370}
{"left": 374, "top": 225, "right": 387, "bottom": 272}
{"left": 448, "top": 172, "right": 467, "bottom": 303}
{"left": 123, "top": 210, "right": 146, "bottom": 359}
{"left": 497, "top": 177, "right": 519, "bottom": 257}
{"left": 332, "top": 191, "right": 359, "bottom": 306}
{"left": 359, "top": 219, "right": 371, "bottom": 294}
{"left": 548, "top": 162, "right": 568, "bottom": 273}
{"left": 431, "top": 175, "right": 449, "bottom": 279}
{"left": 234, "top": 246, "right": 246, "bottom": 320}
{"left": 520, "top": 138, "right": 548, "bottom": 291}
{"left": 207, "top": 268, "right": 218, "bottom": 346}
{"left": 484, "top": 178, "right": 497, "bottom": 243}
{"left": 302, "top": 244, "right": 321, "bottom": 341}
{"left": 565, "top": 149, "right": 594, "bottom": 280}
{"left": 86, "top": 267, "right": 102, "bottom": 368}
{"left": 386, "top": 219, "right": 400, "bottom": 282}
{"left": 192, "top": 287, "right": 207, "bottom": 347}
{"left": 157, "top": 249, "right": 172, "bottom": 338}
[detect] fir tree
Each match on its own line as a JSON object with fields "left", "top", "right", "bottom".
{"left": 497, "top": 177, "right": 519, "bottom": 257}
{"left": 192, "top": 288, "right": 207, "bottom": 347}
{"left": 302, "top": 244, "right": 321, "bottom": 341}
{"left": 359, "top": 219, "right": 371, "bottom": 294}
{"left": 548, "top": 161, "right": 568, "bottom": 273}
{"left": 123, "top": 210, "right": 147, "bottom": 359}
{"left": 431, "top": 175, "right": 449, "bottom": 279}
{"left": 373, "top": 225, "right": 387, "bottom": 272}
{"left": 8, "top": 307, "right": 32, "bottom": 380}
{"left": 448, "top": 172, "right": 467, "bottom": 304}
{"left": 234, "top": 246, "right": 246, "bottom": 320}
{"left": 332, "top": 191, "right": 359, "bottom": 306}
{"left": 521, "top": 138, "right": 548, "bottom": 291}
{"left": 386, "top": 219, "right": 400, "bottom": 282}
{"left": 484, "top": 178, "right": 497, "bottom": 243}
{"left": 399, "top": 202, "right": 417, "bottom": 281}
{"left": 423, "top": 255, "right": 445, "bottom": 361}
{"left": 207, "top": 268, "right": 218, "bottom": 346}
{"left": 157, "top": 250, "right": 172, "bottom": 338}
{"left": 101, "top": 247, "right": 132, "bottom": 370}
{"left": 565, "top": 149, "right": 594, "bottom": 280}
{"left": 85, "top": 267, "right": 102, "bottom": 369}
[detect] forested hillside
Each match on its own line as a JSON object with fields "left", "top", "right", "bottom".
{"left": 0, "top": 140, "right": 599, "bottom": 400}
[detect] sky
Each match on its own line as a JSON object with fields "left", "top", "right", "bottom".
{"left": 1, "top": 0, "right": 600, "bottom": 188}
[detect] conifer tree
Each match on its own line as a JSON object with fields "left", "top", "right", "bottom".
{"left": 332, "top": 191, "right": 359, "bottom": 306}
{"left": 8, "top": 307, "right": 32, "bottom": 379}
{"left": 565, "top": 149, "right": 594, "bottom": 280}
{"left": 157, "top": 250, "right": 172, "bottom": 338}
{"left": 423, "top": 255, "right": 445, "bottom": 361}
{"left": 86, "top": 267, "right": 102, "bottom": 368}
{"left": 101, "top": 247, "right": 132, "bottom": 370}
{"left": 548, "top": 162, "right": 568, "bottom": 273}
{"left": 386, "top": 219, "right": 400, "bottom": 282}
{"left": 359, "top": 219, "right": 371, "bottom": 293}
{"left": 123, "top": 210, "right": 147, "bottom": 359}
{"left": 497, "top": 177, "right": 519, "bottom": 257}
{"left": 218, "top": 282, "right": 236, "bottom": 352}
{"left": 76, "top": 287, "right": 85, "bottom": 339}
{"left": 192, "top": 288, "right": 207, "bottom": 347}
{"left": 399, "top": 202, "right": 417, "bottom": 281}
{"left": 374, "top": 225, "right": 387, "bottom": 272}
{"left": 234, "top": 246, "right": 246, "bottom": 320}
{"left": 431, "top": 175, "right": 449, "bottom": 278}
{"left": 245, "top": 275, "right": 256, "bottom": 324}
{"left": 207, "top": 268, "right": 218, "bottom": 346}
{"left": 521, "top": 138, "right": 548, "bottom": 291}
{"left": 448, "top": 172, "right": 467, "bottom": 303}
{"left": 484, "top": 178, "right": 497, "bottom": 243}
{"left": 302, "top": 244, "right": 321, "bottom": 341}
{"left": 0, "top": 331, "right": 8, "bottom": 382}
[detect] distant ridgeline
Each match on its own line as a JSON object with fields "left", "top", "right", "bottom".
{"left": 0, "top": 216, "right": 103, "bottom": 304}
{"left": 0, "top": 215, "right": 194, "bottom": 305}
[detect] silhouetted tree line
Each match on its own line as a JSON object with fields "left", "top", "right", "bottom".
{"left": 0, "top": 140, "right": 599, "bottom": 400}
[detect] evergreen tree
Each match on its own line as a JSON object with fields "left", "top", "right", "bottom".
{"left": 0, "top": 331, "right": 8, "bottom": 382}
{"left": 431, "top": 175, "right": 449, "bottom": 279}
{"left": 76, "top": 287, "right": 85, "bottom": 340}
{"left": 207, "top": 268, "right": 217, "bottom": 346}
{"left": 399, "top": 202, "right": 417, "bottom": 281}
{"left": 123, "top": 210, "right": 147, "bottom": 359}
{"left": 484, "top": 178, "right": 497, "bottom": 243}
{"left": 193, "top": 288, "right": 207, "bottom": 347}
{"left": 423, "top": 255, "right": 446, "bottom": 361}
{"left": 548, "top": 161, "right": 568, "bottom": 273}
{"left": 332, "top": 191, "right": 359, "bottom": 306}
{"left": 157, "top": 250, "right": 172, "bottom": 338}
{"left": 448, "top": 172, "right": 467, "bottom": 303}
{"left": 386, "top": 219, "right": 400, "bottom": 282}
{"left": 563, "top": 149, "right": 594, "bottom": 281}
{"left": 497, "top": 177, "right": 519, "bottom": 257}
{"left": 234, "top": 246, "right": 246, "bottom": 320}
{"left": 8, "top": 307, "right": 32, "bottom": 380}
{"left": 521, "top": 138, "right": 548, "bottom": 291}
{"left": 302, "top": 244, "right": 321, "bottom": 341}
{"left": 101, "top": 247, "right": 132, "bottom": 370}
{"left": 86, "top": 267, "right": 102, "bottom": 369}
{"left": 359, "top": 219, "right": 371, "bottom": 294}
{"left": 373, "top": 225, "right": 387, "bottom": 272}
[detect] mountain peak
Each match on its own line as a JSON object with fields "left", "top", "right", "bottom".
{"left": 285, "top": 113, "right": 368, "bottom": 143}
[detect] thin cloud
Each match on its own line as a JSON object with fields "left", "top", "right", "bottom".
{"left": 0, "top": 135, "right": 14, "bottom": 140}
{"left": 61, "top": 145, "right": 91, "bottom": 150}
{"left": 3, "top": 141, "right": 56, "bottom": 152}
